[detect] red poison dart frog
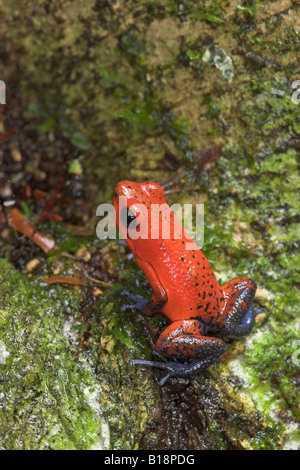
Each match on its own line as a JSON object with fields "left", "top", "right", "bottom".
{"left": 113, "top": 181, "right": 259, "bottom": 385}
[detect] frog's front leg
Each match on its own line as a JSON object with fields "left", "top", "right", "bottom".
{"left": 131, "top": 319, "right": 226, "bottom": 385}
{"left": 219, "top": 277, "right": 260, "bottom": 337}
{"left": 120, "top": 290, "right": 154, "bottom": 314}
{"left": 121, "top": 256, "right": 167, "bottom": 315}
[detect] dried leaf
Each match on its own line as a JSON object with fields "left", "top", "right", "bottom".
{"left": 194, "top": 144, "right": 224, "bottom": 178}
{"left": 42, "top": 275, "right": 86, "bottom": 286}
{"left": 33, "top": 189, "right": 49, "bottom": 203}
{"left": 8, "top": 208, "right": 55, "bottom": 253}
{"left": 39, "top": 213, "right": 63, "bottom": 222}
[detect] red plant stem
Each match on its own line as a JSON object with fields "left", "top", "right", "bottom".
{"left": 0, "top": 123, "right": 26, "bottom": 142}
{"left": 39, "top": 173, "right": 67, "bottom": 221}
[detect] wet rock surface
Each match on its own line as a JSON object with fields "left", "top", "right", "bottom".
{"left": 0, "top": 0, "right": 299, "bottom": 449}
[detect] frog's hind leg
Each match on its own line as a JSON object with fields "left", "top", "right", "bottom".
{"left": 219, "top": 278, "right": 259, "bottom": 337}
{"left": 131, "top": 319, "right": 226, "bottom": 384}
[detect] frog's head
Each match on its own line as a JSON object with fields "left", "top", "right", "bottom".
{"left": 113, "top": 180, "right": 166, "bottom": 253}
{"left": 113, "top": 181, "right": 166, "bottom": 208}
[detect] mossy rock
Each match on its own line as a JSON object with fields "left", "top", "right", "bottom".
{"left": 0, "top": 258, "right": 155, "bottom": 450}
{"left": 0, "top": 0, "right": 299, "bottom": 450}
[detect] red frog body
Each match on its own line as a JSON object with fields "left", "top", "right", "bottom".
{"left": 113, "top": 180, "right": 258, "bottom": 384}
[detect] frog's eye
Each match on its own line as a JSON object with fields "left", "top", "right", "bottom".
{"left": 127, "top": 209, "right": 137, "bottom": 228}
{"left": 120, "top": 207, "right": 137, "bottom": 229}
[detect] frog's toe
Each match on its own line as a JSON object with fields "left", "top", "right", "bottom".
{"left": 130, "top": 359, "right": 165, "bottom": 368}
{"left": 254, "top": 307, "right": 263, "bottom": 315}
{"left": 120, "top": 290, "right": 149, "bottom": 314}
{"left": 130, "top": 359, "right": 169, "bottom": 381}
{"left": 130, "top": 358, "right": 212, "bottom": 385}
{"left": 130, "top": 359, "right": 180, "bottom": 385}
{"left": 236, "top": 303, "right": 262, "bottom": 334}
{"left": 120, "top": 290, "right": 142, "bottom": 301}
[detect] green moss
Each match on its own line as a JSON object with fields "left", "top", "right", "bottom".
{"left": 0, "top": 258, "right": 155, "bottom": 449}
{"left": 70, "top": 131, "right": 92, "bottom": 150}
{"left": 186, "top": 49, "right": 201, "bottom": 61}
{"left": 244, "top": 321, "right": 300, "bottom": 415}
{"left": 0, "top": 259, "right": 108, "bottom": 449}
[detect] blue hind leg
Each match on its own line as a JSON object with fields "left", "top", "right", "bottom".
{"left": 222, "top": 304, "right": 262, "bottom": 337}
